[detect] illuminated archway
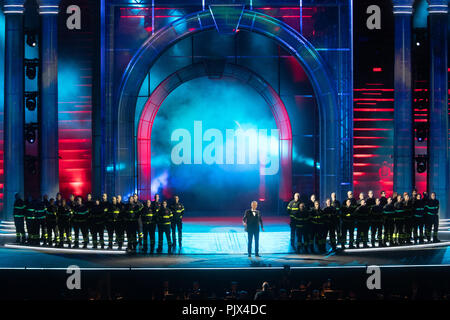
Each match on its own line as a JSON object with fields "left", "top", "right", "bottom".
{"left": 116, "top": 7, "right": 340, "bottom": 201}
{"left": 137, "top": 62, "right": 293, "bottom": 200}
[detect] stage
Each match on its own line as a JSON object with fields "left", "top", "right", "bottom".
{"left": 1, "top": 218, "right": 450, "bottom": 270}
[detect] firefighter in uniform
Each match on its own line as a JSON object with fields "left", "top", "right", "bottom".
{"left": 413, "top": 194, "right": 425, "bottom": 244}
{"left": 57, "top": 198, "right": 72, "bottom": 247}
{"left": 56, "top": 192, "right": 63, "bottom": 206}
{"left": 152, "top": 194, "right": 162, "bottom": 214}
{"left": 152, "top": 194, "right": 162, "bottom": 247}
{"left": 366, "top": 191, "right": 376, "bottom": 207}
{"left": 100, "top": 193, "right": 110, "bottom": 247}
{"left": 425, "top": 192, "right": 440, "bottom": 243}
{"left": 105, "top": 196, "right": 119, "bottom": 249}
{"left": 91, "top": 199, "right": 106, "bottom": 249}
{"left": 357, "top": 192, "right": 365, "bottom": 206}
{"left": 392, "top": 192, "right": 398, "bottom": 204}
{"left": 369, "top": 198, "right": 383, "bottom": 247}
{"left": 25, "top": 196, "right": 38, "bottom": 245}
{"left": 45, "top": 198, "right": 58, "bottom": 246}
{"left": 125, "top": 197, "right": 139, "bottom": 252}
{"left": 100, "top": 193, "right": 108, "bottom": 208}
{"left": 293, "top": 202, "right": 310, "bottom": 253}
{"left": 331, "top": 192, "right": 341, "bottom": 245}
{"left": 157, "top": 200, "right": 173, "bottom": 254}
{"left": 310, "top": 201, "right": 326, "bottom": 253}
{"left": 343, "top": 190, "right": 357, "bottom": 208}
{"left": 133, "top": 194, "right": 144, "bottom": 246}
{"left": 379, "top": 191, "right": 388, "bottom": 207}
{"left": 85, "top": 193, "right": 95, "bottom": 213}
{"left": 382, "top": 197, "right": 395, "bottom": 246}
{"left": 141, "top": 199, "right": 156, "bottom": 253}
{"left": 171, "top": 195, "right": 185, "bottom": 249}
{"left": 411, "top": 189, "right": 418, "bottom": 204}
{"left": 13, "top": 193, "right": 26, "bottom": 244}
{"left": 323, "top": 198, "right": 337, "bottom": 251}
{"left": 403, "top": 194, "right": 414, "bottom": 244}
{"left": 365, "top": 191, "right": 375, "bottom": 246}
{"left": 35, "top": 197, "right": 47, "bottom": 245}
{"left": 287, "top": 193, "right": 301, "bottom": 250}
{"left": 72, "top": 197, "right": 90, "bottom": 248}
{"left": 340, "top": 199, "right": 355, "bottom": 249}
{"left": 115, "top": 195, "right": 126, "bottom": 250}
{"left": 67, "top": 194, "right": 76, "bottom": 209}
{"left": 393, "top": 195, "right": 405, "bottom": 245}
{"left": 354, "top": 199, "right": 370, "bottom": 248}
{"left": 43, "top": 195, "right": 50, "bottom": 207}
{"left": 86, "top": 193, "right": 95, "bottom": 245}
{"left": 306, "top": 194, "right": 316, "bottom": 211}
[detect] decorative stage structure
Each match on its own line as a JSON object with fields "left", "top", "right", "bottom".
{"left": 0, "top": 0, "right": 448, "bottom": 219}
{"left": 136, "top": 62, "right": 294, "bottom": 201}
{"left": 112, "top": 5, "right": 347, "bottom": 204}
{"left": 101, "top": 1, "right": 354, "bottom": 209}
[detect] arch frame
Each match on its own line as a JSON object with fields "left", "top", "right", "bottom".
{"left": 137, "top": 62, "right": 293, "bottom": 201}
{"left": 113, "top": 8, "right": 341, "bottom": 202}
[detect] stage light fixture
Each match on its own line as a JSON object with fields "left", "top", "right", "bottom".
{"left": 415, "top": 123, "right": 428, "bottom": 142}
{"left": 25, "top": 129, "right": 35, "bottom": 144}
{"left": 24, "top": 59, "right": 39, "bottom": 80}
{"left": 415, "top": 155, "right": 428, "bottom": 173}
{"left": 25, "top": 123, "right": 37, "bottom": 144}
{"left": 26, "top": 33, "right": 37, "bottom": 47}
{"left": 25, "top": 92, "right": 38, "bottom": 111}
{"left": 26, "top": 65, "right": 36, "bottom": 79}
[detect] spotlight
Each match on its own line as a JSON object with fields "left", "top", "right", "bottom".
{"left": 25, "top": 129, "right": 35, "bottom": 144}
{"left": 414, "top": 29, "right": 427, "bottom": 49}
{"left": 26, "top": 97, "right": 36, "bottom": 111}
{"left": 24, "top": 59, "right": 39, "bottom": 80}
{"left": 415, "top": 155, "right": 428, "bottom": 173}
{"left": 25, "top": 92, "right": 38, "bottom": 111}
{"left": 26, "top": 33, "right": 37, "bottom": 47}
{"left": 26, "top": 65, "right": 36, "bottom": 79}
{"left": 415, "top": 123, "right": 428, "bottom": 142}
{"left": 25, "top": 123, "right": 37, "bottom": 144}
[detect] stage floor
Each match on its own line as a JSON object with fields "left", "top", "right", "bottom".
{"left": 1, "top": 217, "right": 450, "bottom": 270}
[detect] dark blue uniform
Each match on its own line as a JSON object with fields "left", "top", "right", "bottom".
{"left": 413, "top": 198, "right": 425, "bottom": 243}
{"left": 13, "top": 198, "right": 26, "bottom": 243}
{"left": 340, "top": 205, "right": 355, "bottom": 248}
{"left": 72, "top": 204, "right": 90, "bottom": 248}
{"left": 293, "top": 207, "right": 310, "bottom": 253}
{"left": 287, "top": 200, "right": 301, "bottom": 249}
{"left": 57, "top": 204, "right": 72, "bottom": 247}
{"left": 141, "top": 203, "right": 157, "bottom": 253}
{"left": 45, "top": 203, "right": 58, "bottom": 245}
{"left": 157, "top": 207, "right": 173, "bottom": 253}
{"left": 425, "top": 198, "right": 439, "bottom": 242}
{"left": 171, "top": 202, "right": 185, "bottom": 248}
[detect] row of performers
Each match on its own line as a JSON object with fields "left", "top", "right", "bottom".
{"left": 12, "top": 193, "right": 184, "bottom": 253}
{"left": 286, "top": 190, "right": 440, "bottom": 253}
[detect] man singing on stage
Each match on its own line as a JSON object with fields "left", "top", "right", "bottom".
{"left": 243, "top": 201, "right": 264, "bottom": 258}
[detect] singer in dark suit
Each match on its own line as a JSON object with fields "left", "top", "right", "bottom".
{"left": 243, "top": 201, "right": 264, "bottom": 257}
